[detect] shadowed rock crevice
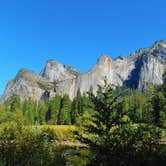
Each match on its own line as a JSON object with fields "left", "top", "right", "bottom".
{"left": 124, "top": 55, "right": 147, "bottom": 89}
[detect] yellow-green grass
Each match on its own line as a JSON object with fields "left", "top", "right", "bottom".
{"left": 42, "top": 125, "right": 76, "bottom": 140}
{"left": 0, "top": 125, "right": 77, "bottom": 143}
{"left": 27, "top": 125, "right": 77, "bottom": 141}
{"left": 39, "top": 125, "right": 75, "bottom": 130}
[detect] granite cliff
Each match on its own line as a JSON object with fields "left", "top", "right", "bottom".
{"left": 2, "top": 40, "right": 166, "bottom": 101}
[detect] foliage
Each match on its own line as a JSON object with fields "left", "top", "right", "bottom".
{"left": 65, "top": 65, "right": 81, "bottom": 76}
{"left": 0, "top": 124, "right": 90, "bottom": 166}
{"left": 39, "top": 125, "right": 76, "bottom": 141}
{"left": 58, "top": 94, "right": 72, "bottom": 125}
{"left": 1, "top": 74, "right": 166, "bottom": 165}
{"left": 71, "top": 89, "right": 90, "bottom": 124}
{"left": 37, "top": 81, "right": 55, "bottom": 90}
{"left": 75, "top": 79, "right": 161, "bottom": 165}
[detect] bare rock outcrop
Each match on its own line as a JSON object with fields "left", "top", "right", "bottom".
{"left": 2, "top": 40, "right": 166, "bottom": 101}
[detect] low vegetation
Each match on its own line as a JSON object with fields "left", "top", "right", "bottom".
{"left": 37, "top": 81, "right": 55, "bottom": 90}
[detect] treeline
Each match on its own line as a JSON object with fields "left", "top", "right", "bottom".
{"left": 0, "top": 89, "right": 91, "bottom": 126}
{"left": 1, "top": 70, "right": 166, "bottom": 129}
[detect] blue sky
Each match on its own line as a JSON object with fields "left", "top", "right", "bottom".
{"left": 0, "top": 0, "right": 166, "bottom": 94}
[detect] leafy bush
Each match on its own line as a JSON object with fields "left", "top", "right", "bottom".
{"left": 0, "top": 124, "right": 66, "bottom": 165}
{"left": 0, "top": 124, "right": 85, "bottom": 165}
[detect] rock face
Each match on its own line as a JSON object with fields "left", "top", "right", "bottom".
{"left": 2, "top": 40, "right": 166, "bottom": 101}
{"left": 3, "top": 69, "right": 48, "bottom": 101}
{"left": 40, "top": 60, "right": 80, "bottom": 82}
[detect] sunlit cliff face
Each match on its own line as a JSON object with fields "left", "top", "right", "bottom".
{"left": 2, "top": 41, "right": 166, "bottom": 102}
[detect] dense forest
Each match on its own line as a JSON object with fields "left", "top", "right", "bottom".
{"left": 2, "top": 78, "right": 166, "bottom": 128}
{"left": 1, "top": 71, "right": 166, "bottom": 165}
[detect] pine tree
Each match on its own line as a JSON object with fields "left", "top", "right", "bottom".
{"left": 49, "top": 95, "right": 62, "bottom": 124}
{"left": 158, "top": 69, "right": 166, "bottom": 127}
{"left": 6, "top": 96, "right": 21, "bottom": 112}
{"left": 25, "top": 109, "right": 34, "bottom": 125}
{"left": 76, "top": 79, "right": 160, "bottom": 165}
{"left": 76, "top": 88, "right": 83, "bottom": 115}
{"left": 71, "top": 89, "right": 93, "bottom": 124}
{"left": 162, "top": 68, "right": 166, "bottom": 85}
{"left": 22, "top": 98, "right": 39, "bottom": 125}
{"left": 71, "top": 89, "right": 83, "bottom": 124}
{"left": 22, "top": 99, "right": 30, "bottom": 115}
{"left": 76, "top": 79, "right": 126, "bottom": 164}
{"left": 161, "top": 68, "right": 166, "bottom": 92}
{"left": 37, "top": 103, "right": 48, "bottom": 125}
{"left": 45, "top": 106, "right": 52, "bottom": 123}
{"left": 71, "top": 98, "right": 79, "bottom": 124}
{"left": 145, "top": 85, "right": 160, "bottom": 125}
{"left": 58, "top": 94, "right": 71, "bottom": 125}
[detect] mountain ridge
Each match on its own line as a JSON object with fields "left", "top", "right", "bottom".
{"left": 2, "top": 40, "right": 166, "bottom": 102}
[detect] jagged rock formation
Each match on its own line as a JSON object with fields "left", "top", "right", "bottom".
{"left": 2, "top": 40, "right": 166, "bottom": 101}
{"left": 3, "top": 69, "right": 48, "bottom": 101}
{"left": 40, "top": 60, "right": 80, "bottom": 82}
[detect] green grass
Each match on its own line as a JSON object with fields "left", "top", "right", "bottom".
{"left": 23, "top": 125, "right": 77, "bottom": 141}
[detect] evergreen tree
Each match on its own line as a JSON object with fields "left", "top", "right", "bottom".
{"left": 22, "top": 98, "right": 38, "bottom": 125}
{"left": 58, "top": 94, "right": 71, "bottom": 125}
{"left": 76, "top": 79, "right": 160, "bottom": 165}
{"left": 81, "top": 93, "right": 92, "bottom": 112}
{"left": 45, "top": 106, "right": 52, "bottom": 123}
{"left": 162, "top": 68, "right": 166, "bottom": 85}
{"left": 24, "top": 109, "right": 34, "bottom": 125}
{"left": 159, "top": 91, "right": 166, "bottom": 128}
{"left": 49, "top": 95, "right": 62, "bottom": 124}
{"left": 158, "top": 69, "right": 166, "bottom": 127}
{"left": 71, "top": 89, "right": 93, "bottom": 124}
{"left": 71, "top": 89, "right": 83, "bottom": 124}
{"left": 76, "top": 88, "right": 83, "bottom": 115}
{"left": 37, "top": 103, "right": 48, "bottom": 125}
{"left": 71, "top": 98, "right": 79, "bottom": 124}
{"left": 161, "top": 68, "right": 166, "bottom": 91}
{"left": 22, "top": 99, "right": 30, "bottom": 115}
{"left": 124, "top": 91, "right": 146, "bottom": 123}
{"left": 5, "top": 96, "right": 21, "bottom": 112}
{"left": 145, "top": 85, "right": 160, "bottom": 125}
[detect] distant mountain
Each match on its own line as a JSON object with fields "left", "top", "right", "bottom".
{"left": 2, "top": 40, "right": 166, "bottom": 101}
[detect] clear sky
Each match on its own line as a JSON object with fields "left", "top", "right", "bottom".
{"left": 0, "top": 0, "right": 166, "bottom": 95}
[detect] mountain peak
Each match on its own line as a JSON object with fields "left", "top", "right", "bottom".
{"left": 149, "top": 40, "right": 166, "bottom": 61}
{"left": 47, "top": 59, "right": 62, "bottom": 65}
{"left": 97, "top": 55, "right": 112, "bottom": 64}
{"left": 15, "top": 69, "right": 36, "bottom": 80}
{"left": 2, "top": 40, "right": 166, "bottom": 101}
{"left": 40, "top": 59, "right": 78, "bottom": 82}
{"left": 152, "top": 40, "right": 166, "bottom": 48}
